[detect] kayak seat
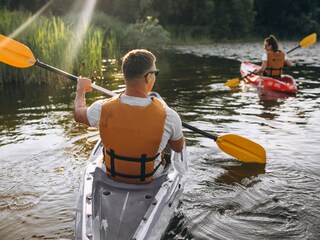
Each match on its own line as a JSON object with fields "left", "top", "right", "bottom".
{"left": 91, "top": 167, "right": 168, "bottom": 239}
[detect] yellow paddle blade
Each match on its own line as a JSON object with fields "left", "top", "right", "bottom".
{"left": 216, "top": 134, "right": 266, "bottom": 164}
{"left": 0, "top": 34, "right": 36, "bottom": 68}
{"left": 224, "top": 78, "right": 240, "bottom": 87}
{"left": 300, "top": 33, "right": 317, "bottom": 48}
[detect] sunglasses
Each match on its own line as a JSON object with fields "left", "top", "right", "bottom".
{"left": 144, "top": 69, "right": 160, "bottom": 77}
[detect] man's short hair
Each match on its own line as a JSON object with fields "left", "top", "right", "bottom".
{"left": 122, "top": 49, "right": 156, "bottom": 79}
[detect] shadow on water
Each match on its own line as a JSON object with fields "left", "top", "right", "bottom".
{"left": 215, "top": 162, "right": 266, "bottom": 186}
{"left": 164, "top": 212, "right": 194, "bottom": 240}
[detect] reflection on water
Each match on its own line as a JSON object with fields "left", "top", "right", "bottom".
{"left": 215, "top": 162, "right": 266, "bottom": 186}
{"left": 1, "top": 42, "right": 320, "bottom": 239}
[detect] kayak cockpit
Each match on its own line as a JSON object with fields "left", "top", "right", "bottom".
{"left": 75, "top": 140, "right": 187, "bottom": 240}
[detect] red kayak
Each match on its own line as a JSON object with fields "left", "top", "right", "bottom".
{"left": 240, "top": 62, "right": 298, "bottom": 93}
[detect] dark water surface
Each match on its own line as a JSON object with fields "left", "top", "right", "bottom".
{"left": 1, "top": 42, "right": 320, "bottom": 239}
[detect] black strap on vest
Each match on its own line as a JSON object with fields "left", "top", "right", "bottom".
{"left": 104, "top": 149, "right": 161, "bottom": 181}
{"left": 264, "top": 67, "right": 282, "bottom": 78}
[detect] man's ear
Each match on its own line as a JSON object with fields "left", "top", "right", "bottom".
{"left": 144, "top": 75, "right": 150, "bottom": 84}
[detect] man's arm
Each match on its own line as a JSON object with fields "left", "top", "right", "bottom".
{"left": 74, "top": 77, "right": 92, "bottom": 126}
{"left": 169, "top": 136, "right": 185, "bottom": 153}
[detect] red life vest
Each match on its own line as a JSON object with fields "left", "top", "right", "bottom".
{"left": 99, "top": 94, "right": 166, "bottom": 184}
{"left": 265, "top": 50, "right": 285, "bottom": 77}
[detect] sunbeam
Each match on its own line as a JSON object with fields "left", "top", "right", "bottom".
{"left": 64, "top": 0, "right": 98, "bottom": 67}
{"left": 8, "top": 0, "right": 54, "bottom": 39}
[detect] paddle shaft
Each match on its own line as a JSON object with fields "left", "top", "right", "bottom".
{"left": 36, "top": 60, "right": 213, "bottom": 138}
{"left": 35, "top": 60, "right": 77, "bottom": 81}
{"left": 182, "top": 122, "right": 217, "bottom": 141}
{"left": 35, "top": 60, "right": 115, "bottom": 96}
{"left": 286, "top": 46, "right": 300, "bottom": 54}
{"left": 286, "top": 33, "right": 316, "bottom": 54}
{"left": 241, "top": 71, "right": 255, "bottom": 80}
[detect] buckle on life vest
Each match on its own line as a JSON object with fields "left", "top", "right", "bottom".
{"left": 104, "top": 149, "right": 161, "bottom": 181}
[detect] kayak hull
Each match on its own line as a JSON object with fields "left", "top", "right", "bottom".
{"left": 240, "top": 61, "right": 298, "bottom": 93}
{"left": 75, "top": 140, "right": 187, "bottom": 240}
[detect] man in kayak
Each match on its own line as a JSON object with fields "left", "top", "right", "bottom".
{"left": 254, "top": 35, "right": 292, "bottom": 78}
{"left": 74, "top": 49, "right": 185, "bottom": 184}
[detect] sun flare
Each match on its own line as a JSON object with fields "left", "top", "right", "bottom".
{"left": 8, "top": 0, "right": 53, "bottom": 39}
{"left": 64, "top": 0, "right": 98, "bottom": 67}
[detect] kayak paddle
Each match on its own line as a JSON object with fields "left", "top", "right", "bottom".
{"left": 224, "top": 71, "right": 254, "bottom": 88}
{"left": 0, "top": 34, "right": 267, "bottom": 164}
{"left": 182, "top": 123, "right": 266, "bottom": 163}
{"left": 224, "top": 33, "right": 317, "bottom": 87}
{"left": 286, "top": 33, "right": 317, "bottom": 54}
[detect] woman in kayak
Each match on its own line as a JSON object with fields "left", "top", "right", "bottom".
{"left": 254, "top": 35, "right": 292, "bottom": 77}
{"left": 74, "top": 49, "right": 185, "bottom": 184}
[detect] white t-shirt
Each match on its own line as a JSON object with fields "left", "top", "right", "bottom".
{"left": 86, "top": 93, "right": 183, "bottom": 177}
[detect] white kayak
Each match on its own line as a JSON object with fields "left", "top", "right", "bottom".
{"left": 75, "top": 139, "right": 187, "bottom": 240}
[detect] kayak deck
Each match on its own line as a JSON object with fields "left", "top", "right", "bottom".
{"left": 75, "top": 140, "right": 187, "bottom": 240}
{"left": 240, "top": 61, "right": 298, "bottom": 93}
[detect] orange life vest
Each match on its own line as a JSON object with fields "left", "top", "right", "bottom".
{"left": 265, "top": 50, "right": 285, "bottom": 77}
{"left": 99, "top": 94, "right": 166, "bottom": 184}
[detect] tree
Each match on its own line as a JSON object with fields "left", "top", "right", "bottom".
{"left": 254, "top": 0, "right": 320, "bottom": 38}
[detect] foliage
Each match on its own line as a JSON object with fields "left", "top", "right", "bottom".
{"left": 0, "top": 8, "right": 108, "bottom": 86}
{"left": 75, "top": 29, "right": 104, "bottom": 77}
{"left": 83, "top": 11, "right": 122, "bottom": 59}
{"left": 254, "top": 0, "right": 320, "bottom": 38}
{"left": 209, "top": 0, "right": 255, "bottom": 39}
{"left": 121, "top": 17, "right": 171, "bottom": 50}
{"left": 95, "top": 0, "right": 158, "bottom": 23}
{"left": 150, "top": 0, "right": 255, "bottom": 40}
{"left": 1, "top": 0, "right": 320, "bottom": 40}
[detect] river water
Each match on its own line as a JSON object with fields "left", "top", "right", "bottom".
{"left": 0, "top": 42, "right": 319, "bottom": 239}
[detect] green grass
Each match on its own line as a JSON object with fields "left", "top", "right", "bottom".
{"left": 0, "top": 8, "right": 117, "bottom": 86}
